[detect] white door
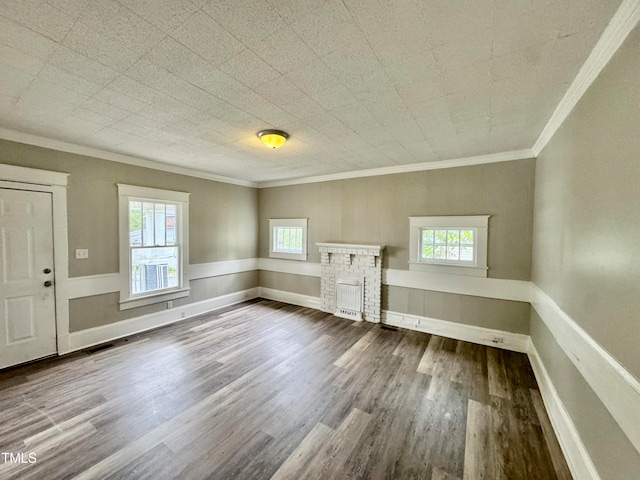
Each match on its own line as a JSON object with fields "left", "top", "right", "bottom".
{"left": 0, "top": 188, "right": 57, "bottom": 369}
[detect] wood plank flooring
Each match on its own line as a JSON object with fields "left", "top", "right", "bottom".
{"left": 0, "top": 299, "right": 572, "bottom": 479}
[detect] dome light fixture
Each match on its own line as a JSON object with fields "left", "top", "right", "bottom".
{"left": 257, "top": 129, "right": 289, "bottom": 149}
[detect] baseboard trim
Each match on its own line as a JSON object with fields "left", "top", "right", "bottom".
{"left": 67, "top": 287, "right": 259, "bottom": 352}
{"left": 381, "top": 310, "right": 530, "bottom": 353}
{"left": 528, "top": 343, "right": 601, "bottom": 480}
{"left": 531, "top": 285, "right": 640, "bottom": 455}
{"left": 258, "top": 287, "right": 321, "bottom": 310}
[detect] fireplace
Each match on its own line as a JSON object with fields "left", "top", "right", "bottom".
{"left": 317, "top": 243, "right": 384, "bottom": 323}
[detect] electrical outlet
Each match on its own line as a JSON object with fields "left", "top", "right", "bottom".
{"left": 75, "top": 249, "right": 89, "bottom": 259}
{"left": 166, "top": 301, "right": 173, "bottom": 309}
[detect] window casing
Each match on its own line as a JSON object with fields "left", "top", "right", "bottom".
{"left": 268, "top": 218, "right": 308, "bottom": 261}
{"left": 118, "top": 184, "right": 190, "bottom": 310}
{"left": 409, "top": 216, "right": 489, "bottom": 277}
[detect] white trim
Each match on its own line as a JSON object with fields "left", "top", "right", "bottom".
{"left": 531, "top": 285, "right": 640, "bottom": 455}
{"left": 532, "top": 0, "right": 640, "bottom": 155}
{"left": 0, "top": 128, "right": 257, "bottom": 188}
{"left": 384, "top": 269, "right": 530, "bottom": 302}
{"left": 67, "top": 287, "right": 259, "bottom": 352}
{"left": 382, "top": 310, "right": 530, "bottom": 353}
{"left": 190, "top": 258, "right": 259, "bottom": 280}
{"left": 119, "top": 288, "right": 190, "bottom": 310}
{"left": 258, "top": 287, "right": 321, "bottom": 310}
{"left": 258, "top": 258, "right": 321, "bottom": 277}
{"left": 117, "top": 183, "right": 190, "bottom": 202}
{"left": 68, "top": 259, "right": 531, "bottom": 303}
{"left": 67, "top": 259, "right": 260, "bottom": 299}
{"left": 407, "top": 262, "right": 488, "bottom": 277}
{"left": 409, "top": 216, "right": 490, "bottom": 228}
{"left": 528, "top": 342, "right": 601, "bottom": 480}
{"left": 0, "top": 165, "right": 71, "bottom": 355}
{"left": 0, "top": 163, "right": 69, "bottom": 186}
{"left": 315, "top": 242, "right": 385, "bottom": 251}
{"left": 256, "top": 258, "right": 530, "bottom": 302}
{"left": 258, "top": 150, "right": 534, "bottom": 188}
{"left": 67, "top": 273, "right": 120, "bottom": 299}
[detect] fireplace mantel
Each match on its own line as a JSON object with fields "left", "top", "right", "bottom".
{"left": 315, "top": 242, "right": 385, "bottom": 252}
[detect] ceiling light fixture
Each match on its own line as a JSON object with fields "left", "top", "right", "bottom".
{"left": 257, "top": 129, "right": 289, "bottom": 149}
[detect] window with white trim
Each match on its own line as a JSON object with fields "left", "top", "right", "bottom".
{"left": 269, "top": 218, "right": 308, "bottom": 261}
{"left": 409, "top": 216, "right": 489, "bottom": 277}
{"left": 118, "top": 184, "right": 190, "bottom": 310}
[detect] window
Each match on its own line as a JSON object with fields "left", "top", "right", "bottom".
{"left": 409, "top": 216, "right": 489, "bottom": 277}
{"left": 269, "top": 218, "right": 308, "bottom": 261}
{"left": 118, "top": 184, "right": 190, "bottom": 310}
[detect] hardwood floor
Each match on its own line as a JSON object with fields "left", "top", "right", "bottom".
{"left": 0, "top": 299, "right": 572, "bottom": 480}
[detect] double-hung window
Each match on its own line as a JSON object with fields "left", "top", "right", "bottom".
{"left": 118, "top": 184, "right": 190, "bottom": 309}
{"left": 409, "top": 215, "right": 489, "bottom": 277}
{"left": 268, "top": 218, "right": 308, "bottom": 261}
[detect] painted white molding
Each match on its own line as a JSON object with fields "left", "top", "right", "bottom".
{"left": 258, "top": 287, "right": 321, "bottom": 310}
{"left": 0, "top": 165, "right": 71, "bottom": 356}
{"left": 259, "top": 150, "right": 534, "bottom": 188}
{"left": 0, "top": 128, "right": 256, "bottom": 188}
{"left": 67, "top": 259, "right": 261, "bottom": 299}
{"left": 67, "top": 258, "right": 531, "bottom": 303}
{"left": 0, "top": 163, "right": 69, "bottom": 186}
{"left": 67, "top": 273, "right": 120, "bottom": 299}
{"left": 382, "top": 310, "right": 530, "bottom": 353}
{"left": 532, "top": 0, "right": 640, "bottom": 155}
{"left": 258, "top": 258, "right": 322, "bottom": 277}
{"left": 190, "top": 258, "right": 259, "bottom": 280}
{"left": 528, "top": 343, "right": 601, "bottom": 480}
{"left": 530, "top": 285, "right": 640, "bottom": 455}
{"left": 68, "top": 287, "right": 259, "bottom": 352}
{"left": 385, "top": 269, "right": 530, "bottom": 302}
{"left": 257, "top": 258, "right": 530, "bottom": 302}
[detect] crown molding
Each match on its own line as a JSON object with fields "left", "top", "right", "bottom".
{"left": 0, "top": 127, "right": 258, "bottom": 188}
{"left": 257, "top": 149, "right": 535, "bottom": 188}
{"left": 532, "top": 0, "right": 640, "bottom": 156}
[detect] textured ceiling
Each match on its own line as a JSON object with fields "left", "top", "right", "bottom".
{"left": 0, "top": 0, "right": 622, "bottom": 182}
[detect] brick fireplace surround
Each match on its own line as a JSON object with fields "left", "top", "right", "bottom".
{"left": 317, "top": 243, "right": 384, "bottom": 323}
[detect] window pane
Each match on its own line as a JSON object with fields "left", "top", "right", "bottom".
{"left": 447, "top": 230, "right": 459, "bottom": 245}
{"left": 129, "top": 201, "right": 142, "bottom": 246}
{"left": 447, "top": 245, "right": 459, "bottom": 260}
{"left": 422, "top": 245, "right": 434, "bottom": 259}
{"left": 422, "top": 229, "right": 434, "bottom": 244}
{"left": 131, "top": 247, "right": 179, "bottom": 295}
{"left": 435, "top": 230, "right": 447, "bottom": 244}
{"left": 461, "top": 230, "right": 474, "bottom": 245}
{"left": 460, "top": 246, "right": 474, "bottom": 261}
{"left": 434, "top": 246, "right": 447, "bottom": 259}
{"left": 154, "top": 203, "right": 166, "bottom": 246}
{"left": 166, "top": 204, "right": 177, "bottom": 245}
{"left": 142, "top": 202, "right": 155, "bottom": 246}
{"left": 273, "top": 226, "right": 303, "bottom": 253}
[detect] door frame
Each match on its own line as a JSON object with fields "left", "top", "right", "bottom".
{"left": 0, "top": 163, "right": 70, "bottom": 355}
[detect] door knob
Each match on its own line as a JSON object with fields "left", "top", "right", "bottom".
{"left": 43, "top": 268, "right": 51, "bottom": 274}
{"left": 44, "top": 281, "right": 53, "bottom": 287}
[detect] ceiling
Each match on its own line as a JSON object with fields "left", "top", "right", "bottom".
{"left": 0, "top": 0, "right": 622, "bottom": 183}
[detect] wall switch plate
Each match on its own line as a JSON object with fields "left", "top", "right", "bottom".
{"left": 166, "top": 301, "right": 173, "bottom": 309}
{"left": 75, "top": 249, "right": 89, "bottom": 259}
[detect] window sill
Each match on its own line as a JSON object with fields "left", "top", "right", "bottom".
{"left": 408, "top": 262, "right": 487, "bottom": 277}
{"left": 269, "top": 251, "right": 307, "bottom": 261}
{"left": 119, "top": 287, "right": 190, "bottom": 311}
